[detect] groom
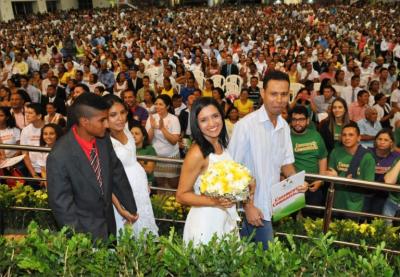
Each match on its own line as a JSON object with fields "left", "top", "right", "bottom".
{"left": 47, "top": 93, "right": 138, "bottom": 240}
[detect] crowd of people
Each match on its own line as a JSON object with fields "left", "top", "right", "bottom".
{"left": 1, "top": 2, "right": 400, "bottom": 245}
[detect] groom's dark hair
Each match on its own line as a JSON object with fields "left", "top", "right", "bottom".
{"left": 190, "top": 97, "right": 228, "bottom": 158}
{"left": 68, "top": 93, "right": 110, "bottom": 127}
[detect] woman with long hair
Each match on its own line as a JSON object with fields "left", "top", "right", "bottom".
{"left": 366, "top": 129, "right": 400, "bottom": 215}
{"left": 319, "top": 97, "right": 351, "bottom": 153}
{"left": 176, "top": 97, "right": 245, "bottom": 245}
{"left": 104, "top": 95, "right": 158, "bottom": 237}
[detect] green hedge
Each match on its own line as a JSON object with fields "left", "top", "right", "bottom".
{"left": 1, "top": 222, "right": 397, "bottom": 276}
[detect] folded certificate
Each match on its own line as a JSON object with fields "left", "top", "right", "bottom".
{"left": 272, "top": 171, "right": 306, "bottom": 222}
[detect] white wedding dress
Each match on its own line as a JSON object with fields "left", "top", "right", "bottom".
{"left": 111, "top": 127, "right": 158, "bottom": 237}
{"left": 183, "top": 150, "right": 239, "bottom": 246}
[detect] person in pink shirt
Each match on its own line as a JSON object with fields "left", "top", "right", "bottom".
{"left": 349, "top": 90, "right": 370, "bottom": 122}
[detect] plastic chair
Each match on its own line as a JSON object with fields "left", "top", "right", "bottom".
{"left": 226, "top": 74, "right": 243, "bottom": 89}
{"left": 192, "top": 70, "right": 205, "bottom": 81}
{"left": 313, "top": 82, "right": 321, "bottom": 93}
{"left": 195, "top": 75, "right": 205, "bottom": 90}
{"left": 225, "top": 82, "right": 240, "bottom": 98}
{"left": 211, "top": 74, "right": 225, "bottom": 90}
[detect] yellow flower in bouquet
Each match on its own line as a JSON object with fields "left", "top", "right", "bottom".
{"left": 200, "top": 160, "right": 252, "bottom": 201}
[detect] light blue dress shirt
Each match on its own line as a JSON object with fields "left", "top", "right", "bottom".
{"left": 228, "top": 105, "right": 294, "bottom": 221}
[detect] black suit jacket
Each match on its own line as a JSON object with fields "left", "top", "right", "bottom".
{"left": 179, "top": 108, "right": 190, "bottom": 136}
{"left": 221, "top": 63, "right": 239, "bottom": 77}
{"left": 312, "top": 61, "right": 328, "bottom": 75}
{"left": 47, "top": 131, "right": 137, "bottom": 240}
{"left": 56, "top": 86, "right": 67, "bottom": 101}
{"left": 127, "top": 77, "right": 143, "bottom": 92}
{"left": 41, "top": 95, "right": 67, "bottom": 116}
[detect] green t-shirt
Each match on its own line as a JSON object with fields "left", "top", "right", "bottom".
{"left": 136, "top": 145, "right": 157, "bottom": 183}
{"left": 333, "top": 123, "right": 342, "bottom": 148}
{"left": 328, "top": 146, "right": 375, "bottom": 212}
{"left": 291, "top": 129, "right": 328, "bottom": 174}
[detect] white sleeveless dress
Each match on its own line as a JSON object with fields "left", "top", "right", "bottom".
{"left": 111, "top": 127, "right": 159, "bottom": 237}
{"left": 183, "top": 150, "right": 239, "bottom": 245}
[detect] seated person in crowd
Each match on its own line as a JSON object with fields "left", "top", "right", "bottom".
{"left": 233, "top": 88, "right": 254, "bottom": 118}
{"left": 357, "top": 107, "right": 382, "bottom": 148}
{"left": 349, "top": 90, "right": 370, "bottom": 122}
{"left": 313, "top": 85, "right": 336, "bottom": 114}
{"left": 179, "top": 77, "right": 196, "bottom": 104}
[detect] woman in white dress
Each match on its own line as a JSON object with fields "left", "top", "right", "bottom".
{"left": 104, "top": 95, "right": 158, "bottom": 237}
{"left": 176, "top": 97, "right": 238, "bottom": 246}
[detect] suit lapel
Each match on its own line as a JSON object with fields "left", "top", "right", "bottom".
{"left": 68, "top": 131, "right": 103, "bottom": 196}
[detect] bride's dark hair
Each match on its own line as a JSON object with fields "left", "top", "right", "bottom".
{"left": 190, "top": 97, "right": 228, "bottom": 158}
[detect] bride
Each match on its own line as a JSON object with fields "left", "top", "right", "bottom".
{"left": 104, "top": 94, "right": 158, "bottom": 237}
{"left": 176, "top": 97, "right": 239, "bottom": 245}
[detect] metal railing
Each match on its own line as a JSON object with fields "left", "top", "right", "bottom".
{"left": 1, "top": 143, "right": 400, "bottom": 253}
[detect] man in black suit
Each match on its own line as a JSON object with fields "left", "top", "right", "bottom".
{"left": 41, "top": 84, "right": 67, "bottom": 116}
{"left": 312, "top": 52, "right": 328, "bottom": 74}
{"left": 50, "top": 76, "right": 67, "bottom": 100}
{"left": 47, "top": 93, "right": 137, "bottom": 240}
{"left": 127, "top": 68, "right": 143, "bottom": 92}
{"left": 221, "top": 54, "right": 239, "bottom": 77}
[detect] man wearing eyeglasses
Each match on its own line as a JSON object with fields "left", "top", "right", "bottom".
{"left": 290, "top": 105, "right": 328, "bottom": 217}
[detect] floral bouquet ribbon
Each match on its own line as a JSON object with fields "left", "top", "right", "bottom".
{"left": 200, "top": 160, "right": 253, "bottom": 222}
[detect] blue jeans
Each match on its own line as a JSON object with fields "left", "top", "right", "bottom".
{"left": 383, "top": 198, "right": 400, "bottom": 225}
{"left": 240, "top": 218, "right": 273, "bottom": 250}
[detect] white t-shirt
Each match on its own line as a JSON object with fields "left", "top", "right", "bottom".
{"left": 391, "top": 89, "right": 400, "bottom": 109}
{"left": 0, "top": 127, "right": 21, "bottom": 158}
{"left": 145, "top": 113, "right": 180, "bottom": 157}
{"left": 20, "top": 124, "right": 42, "bottom": 173}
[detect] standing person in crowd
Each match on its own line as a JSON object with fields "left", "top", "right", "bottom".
{"left": 104, "top": 95, "right": 158, "bottom": 237}
{"left": 366, "top": 129, "right": 400, "bottom": 215}
{"left": 373, "top": 93, "right": 395, "bottom": 129}
{"left": 325, "top": 122, "right": 375, "bottom": 216}
{"left": 221, "top": 54, "right": 239, "bottom": 77}
{"left": 44, "top": 102, "right": 65, "bottom": 126}
{"left": 131, "top": 124, "right": 157, "bottom": 188}
{"left": 319, "top": 97, "right": 351, "bottom": 153}
{"left": 19, "top": 75, "right": 41, "bottom": 104}
{"left": 229, "top": 71, "right": 308, "bottom": 250}
{"left": 136, "top": 76, "right": 154, "bottom": 104}
{"left": 202, "top": 79, "right": 214, "bottom": 98}
{"left": 113, "top": 72, "right": 128, "bottom": 98}
{"left": 176, "top": 97, "right": 242, "bottom": 246}
{"left": 357, "top": 107, "right": 382, "bottom": 148}
{"left": 290, "top": 106, "right": 328, "bottom": 217}
{"left": 47, "top": 93, "right": 137, "bottom": 240}
{"left": 234, "top": 88, "right": 254, "bottom": 118}
{"left": 21, "top": 103, "right": 45, "bottom": 188}
{"left": 384, "top": 154, "right": 400, "bottom": 224}
{"left": 146, "top": 94, "right": 181, "bottom": 190}
{"left": 349, "top": 90, "right": 370, "bottom": 122}
{"left": 38, "top": 123, "right": 64, "bottom": 187}
{"left": 122, "top": 89, "right": 148, "bottom": 126}
{"left": 0, "top": 87, "right": 11, "bottom": 107}
{"left": 127, "top": 68, "right": 143, "bottom": 93}
{"left": 342, "top": 75, "right": 362, "bottom": 106}
{"left": 0, "top": 107, "right": 21, "bottom": 159}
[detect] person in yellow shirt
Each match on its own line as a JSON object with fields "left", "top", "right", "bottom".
{"left": 159, "top": 77, "right": 176, "bottom": 99}
{"left": 12, "top": 54, "right": 29, "bottom": 76}
{"left": 234, "top": 88, "right": 254, "bottom": 118}
{"left": 202, "top": 79, "right": 214, "bottom": 97}
{"left": 60, "top": 61, "right": 76, "bottom": 85}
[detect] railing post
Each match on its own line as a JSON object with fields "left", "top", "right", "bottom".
{"left": 323, "top": 182, "right": 335, "bottom": 234}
